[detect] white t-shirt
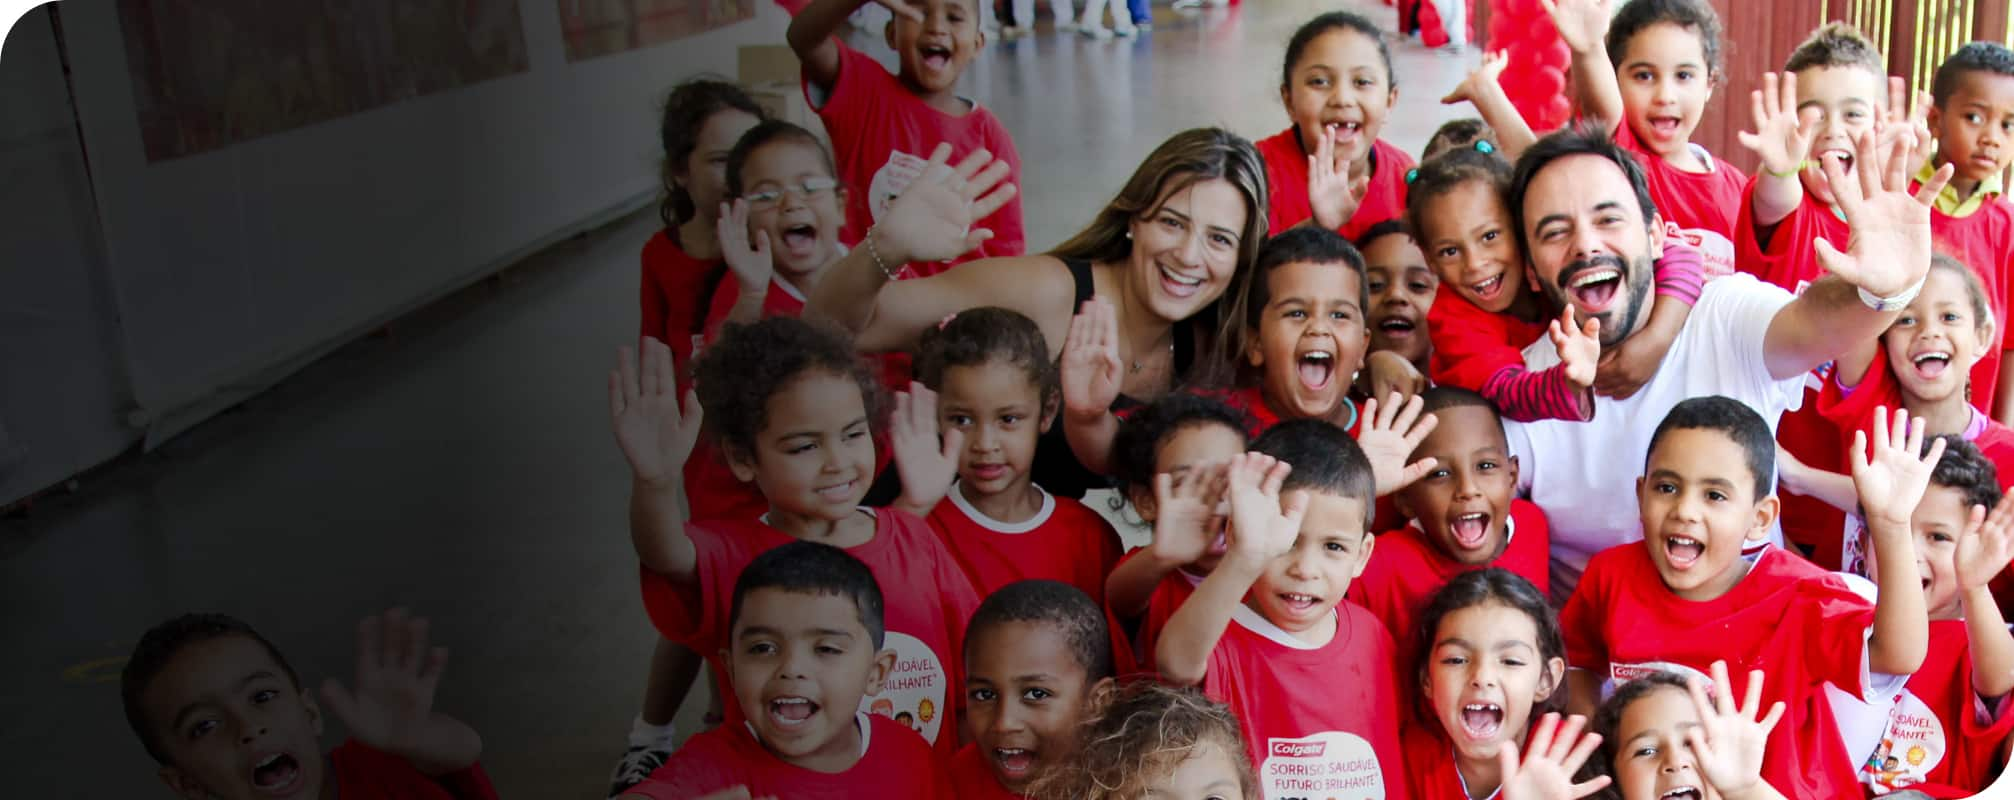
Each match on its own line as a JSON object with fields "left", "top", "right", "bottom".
{"left": 1506, "top": 273, "right": 1805, "bottom": 588}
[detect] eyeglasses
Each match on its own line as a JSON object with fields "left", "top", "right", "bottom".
{"left": 744, "top": 177, "right": 839, "bottom": 209}
{"left": 1405, "top": 139, "right": 1499, "bottom": 185}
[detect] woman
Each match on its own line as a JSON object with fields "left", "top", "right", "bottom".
{"left": 807, "top": 127, "right": 1269, "bottom": 496}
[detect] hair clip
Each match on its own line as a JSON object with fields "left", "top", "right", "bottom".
{"left": 938, "top": 313, "right": 958, "bottom": 331}
{"left": 1474, "top": 139, "right": 1497, "bottom": 154}
{"left": 1404, "top": 167, "right": 1420, "bottom": 185}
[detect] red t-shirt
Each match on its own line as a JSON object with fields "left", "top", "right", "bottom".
{"left": 640, "top": 509, "right": 981, "bottom": 759}
{"left": 1857, "top": 619, "right": 2014, "bottom": 797}
{"left": 1349, "top": 498, "right": 1551, "bottom": 707}
{"left": 639, "top": 230, "right": 721, "bottom": 383}
{"left": 1561, "top": 544, "right": 1875, "bottom": 800}
{"left": 1202, "top": 603, "right": 1411, "bottom": 800}
{"left": 626, "top": 713, "right": 951, "bottom": 799}
{"left": 1120, "top": 556, "right": 1203, "bottom": 670}
{"left": 1401, "top": 722, "right": 1516, "bottom": 800}
{"left": 1257, "top": 129, "right": 1413, "bottom": 241}
{"left": 808, "top": 43, "right": 1024, "bottom": 277}
{"left": 1613, "top": 124, "right": 1746, "bottom": 280}
{"left": 926, "top": 486, "right": 1123, "bottom": 603}
{"left": 1735, "top": 178, "right": 1848, "bottom": 295}
{"left": 1927, "top": 196, "right": 2014, "bottom": 414}
{"left": 328, "top": 740, "right": 497, "bottom": 800}
{"left": 949, "top": 743, "right": 1029, "bottom": 800}
{"left": 1422, "top": 285, "right": 1553, "bottom": 416}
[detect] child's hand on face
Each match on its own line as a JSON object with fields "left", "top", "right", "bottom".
{"left": 1685, "top": 661, "right": 1786, "bottom": 800}
{"left": 1356, "top": 392, "right": 1440, "bottom": 496}
{"left": 892, "top": 382, "right": 964, "bottom": 512}
{"left": 1440, "top": 50, "right": 1511, "bottom": 107}
{"left": 1812, "top": 123, "right": 1952, "bottom": 298}
{"left": 717, "top": 199, "right": 773, "bottom": 294}
{"left": 1540, "top": 0, "right": 1615, "bottom": 55}
{"left": 1497, "top": 712, "right": 1612, "bottom": 800}
{"left": 610, "top": 337, "right": 704, "bottom": 489}
{"left": 1550, "top": 306, "right": 1602, "bottom": 391}
{"left": 873, "top": 143, "right": 1018, "bottom": 266}
{"left": 1955, "top": 492, "right": 2014, "bottom": 593}
{"left": 1736, "top": 73, "right": 1818, "bottom": 179}
{"left": 1223, "top": 453, "right": 1307, "bottom": 567}
{"left": 1061, "top": 298, "right": 1125, "bottom": 422}
{"left": 1308, "top": 125, "right": 1370, "bottom": 232}
{"left": 1152, "top": 461, "right": 1231, "bottom": 566}
{"left": 1850, "top": 405, "right": 1948, "bottom": 528}
{"left": 319, "top": 609, "right": 449, "bottom": 762}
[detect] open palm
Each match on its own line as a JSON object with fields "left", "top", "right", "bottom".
{"left": 1815, "top": 123, "right": 1951, "bottom": 298}
{"left": 321, "top": 609, "right": 445, "bottom": 759}
{"left": 609, "top": 337, "right": 703, "bottom": 488}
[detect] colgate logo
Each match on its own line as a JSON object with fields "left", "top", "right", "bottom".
{"left": 1270, "top": 740, "right": 1327, "bottom": 757}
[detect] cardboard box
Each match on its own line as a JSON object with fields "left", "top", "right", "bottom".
{"left": 738, "top": 45, "right": 800, "bottom": 86}
{"left": 738, "top": 45, "right": 826, "bottom": 143}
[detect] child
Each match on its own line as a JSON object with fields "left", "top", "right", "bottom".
{"left": 955, "top": 579, "right": 1120, "bottom": 798}
{"left": 1028, "top": 681, "right": 1259, "bottom": 800}
{"left": 1351, "top": 387, "right": 1550, "bottom": 681}
{"left": 1258, "top": 12, "right": 1414, "bottom": 240}
{"left": 1558, "top": 0, "right": 1746, "bottom": 278}
{"left": 1100, "top": 393, "right": 1252, "bottom": 664}
{"left": 1404, "top": 568, "right": 1578, "bottom": 800}
{"left": 620, "top": 541, "right": 951, "bottom": 798}
{"left": 788, "top": 0, "right": 1025, "bottom": 276}
{"left": 1851, "top": 437, "right": 2014, "bottom": 795}
{"left": 1560, "top": 396, "right": 1931, "bottom": 798}
{"left": 610, "top": 318, "right": 981, "bottom": 759}
{"left": 1358, "top": 219, "right": 1438, "bottom": 380}
{"left": 121, "top": 609, "right": 495, "bottom": 800}
{"left": 907, "top": 307, "right": 1124, "bottom": 602}
{"left": 1406, "top": 146, "right": 1699, "bottom": 421}
{"left": 706, "top": 120, "right": 853, "bottom": 330}
{"left": 1422, "top": 118, "right": 1499, "bottom": 163}
{"left": 1922, "top": 43, "right": 2014, "bottom": 424}
{"left": 1156, "top": 424, "right": 1409, "bottom": 798}
{"left": 1588, "top": 662, "right": 1791, "bottom": 800}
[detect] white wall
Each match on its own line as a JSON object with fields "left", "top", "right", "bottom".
{"left": 0, "top": 1, "right": 793, "bottom": 503}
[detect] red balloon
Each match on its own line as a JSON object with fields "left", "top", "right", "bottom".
{"left": 1545, "top": 95, "right": 1573, "bottom": 119}
{"left": 1542, "top": 39, "right": 1572, "bottom": 66}
{"left": 1533, "top": 65, "right": 1567, "bottom": 98}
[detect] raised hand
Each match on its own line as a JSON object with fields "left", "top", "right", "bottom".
{"left": 1813, "top": 122, "right": 1954, "bottom": 298}
{"left": 1308, "top": 124, "right": 1369, "bottom": 231}
{"left": 1542, "top": 0, "right": 1616, "bottom": 54}
{"left": 1956, "top": 492, "right": 2014, "bottom": 592}
{"left": 1850, "top": 406, "right": 1948, "bottom": 528}
{"left": 873, "top": 143, "right": 1018, "bottom": 266}
{"left": 1061, "top": 298, "right": 1125, "bottom": 422}
{"left": 716, "top": 199, "right": 773, "bottom": 293}
{"left": 892, "top": 382, "right": 963, "bottom": 512}
{"left": 1550, "top": 306, "right": 1602, "bottom": 390}
{"left": 1882, "top": 77, "right": 1937, "bottom": 171}
{"left": 1151, "top": 460, "right": 1231, "bottom": 566}
{"left": 1356, "top": 392, "right": 1440, "bottom": 496}
{"left": 1363, "top": 350, "right": 1428, "bottom": 402}
{"left": 1685, "top": 661, "right": 1786, "bottom": 798}
{"left": 610, "top": 337, "right": 704, "bottom": 489}
{"left": 1223, "top": 453, "right": 1306, "bottom": 565}
{"left": 1441, "top": 50, "right": 1511, "bottom": 106}
{"left": 1737, "top": 72, "right": 1818, "bottom": 179}
{"left": 873, "top": 0, "right": 926, "bottom": 23}
{"left": 320, "top": 609, "right": 449, "bottom": 761}
{"left": 1499, "top": 713, "right": 1612, "bottom": 800}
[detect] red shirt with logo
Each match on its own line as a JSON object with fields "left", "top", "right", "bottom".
{"left": 1561, "top": 544, "right": 1875, "bottom": 800}
{"left": 640, "top": 509, "right": 980, "bottom": 759}
{"left": 626, "top": 713, "right": 950, "bottom": 799}
{"left": 1201, "top": 603, "right": 1411, "bottom": 800}
{"left": 926, "top": 485, "right": 1122, "bottom": 603}
{"left": 948, "top": 743, "right": 1029, "bottom": 800}
{"left": 808, "top": 43, "right": 1024, "bottom": 277}
{"left": 1613, "top": 123, "right": 1746, "bottom": 280}
{"left": 1257, "top": 129, "right": 1413, "bottom": 241}
{"left": 1857, "top": 619, "right": 2014, "bottom": 797}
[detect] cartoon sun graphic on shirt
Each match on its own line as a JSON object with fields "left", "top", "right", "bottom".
{"left": 918, "top": 698, "right": 935, "bottom": 723}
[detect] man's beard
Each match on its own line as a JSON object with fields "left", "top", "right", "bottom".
{"left": 1550, "top": 251, "right": 1654, "bottom": 348}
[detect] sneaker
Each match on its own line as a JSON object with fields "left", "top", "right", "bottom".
{"left": 1134, "top": 20, "right": 1152, "bottom": 30}
{"left": 607, "top": 741, "right": 673, "bottom": 798}
{"left": 1080, "top": 23, "right": 1113, "bottom": 38}
{"left": 1001, "top": 25, "right": 1029, "bottom": 38}
{"left": 1114, "top": 21, "right": 1138, "bottom": 36}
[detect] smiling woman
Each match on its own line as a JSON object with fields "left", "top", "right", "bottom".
{"left": 805, "top": 127, "right": 1268, "bottom": 497}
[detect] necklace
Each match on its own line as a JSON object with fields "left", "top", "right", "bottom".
{"left": 1129, "top": 340, "right": 1175, "bottom": 374}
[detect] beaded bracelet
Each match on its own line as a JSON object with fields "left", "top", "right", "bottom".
{"left": 866, "top": 226, "right": 905, "bottom": 281}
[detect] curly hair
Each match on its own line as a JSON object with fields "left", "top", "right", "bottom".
{"left": 914, "top": 306, "right": 1058, "bottom": 414}
{"left": 1933, "top": 42, "right": 2014, "bottom": 107}
{"left": 1028, "top": 681, "right": 1257, "bottom": 800}
{"left": 659, "top": 77, "right": 766, "bottom": 228}
{"left": 1108, "top": 393, "right": 1252, "bottom": 508}
{"left": 122, "top": 613, "right": 301, "bottom": 764}
{"left": 692, "top": 316, "right": 882, "bottom": 458}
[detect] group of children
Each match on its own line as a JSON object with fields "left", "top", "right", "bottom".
{"left": 112, "top": 0, "right": 2014, "bottom": 797}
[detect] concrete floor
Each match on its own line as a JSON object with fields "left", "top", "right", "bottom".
{"left": 1, "top": 2, "right": 1475, "bottom": 796}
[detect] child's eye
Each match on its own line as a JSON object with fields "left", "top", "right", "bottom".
{"left": 1022, "top": 688, "right": 1054, "bottom": 702}
{"left": 1324, "top": 540, "right": 1347, "bottom": 553}
{"left": 1502, "top": 657, "right": 1528, "bottom": 667}
{"left": 1967, "top": 112, "right": 1984, "bottom": 125}
{"left": 1354, "top": 78, "right": 1376, "bottom": 89}
{"left": 948, "top": 414, "right": 973, "bottom": 427}
{"left": 1932, "top": 532, "right": 1956, "bottom": 544}
{"left": 1480, "top": 229, "right": 1500, "bottom": 242}
{"left": 1634, "top": 746, "right": 1658, "bottom": 758}
{"left": 1942, "top": 312, "right": 1961, "bottom": 323}
{"left": 251, "top": 689, "right": 276, "bottom": 704}
{"left": 1285, "top": 309, "right": 1307, "bottom": 319}
{"left": 970, "top": 688, "right": 997, "bottom": 703}
{"left": 1654, "top": 481, "right": 1677, "bottom": 494}
{"left": 1438, "top": 246, "right": 1460, "bottom": 259}
{"left": 1409, "top": 280, "right": 1434, "bottom": 293}
{"left": 816, "top": 644, "right": 844, "bottom": 655}
{"left": 1706, "top": 490, "right": 1728, "bottom": 502}
{"left": 845, "top": 429, "right": 868, "bottom": 441}
{"left": 1439, "top": 655, "right": 1469, "bottom": 666}
{"left": 787, "top": 443, "right": 816, "bottom": 454}
{"left": 1368, "top": 279, "right": 1389, "bottom": 293}
{"left": 1329, "top": 310, "right": 1351, "bottom": 321}
{"left": 1478, "top": 460, "right": 1497, "bottom": 471}
{"left": 1631, "top": 69, "right": 1653, "bottom": 82}
{"left": 1308, "top": 76, "right": 1330, "bottom": 88}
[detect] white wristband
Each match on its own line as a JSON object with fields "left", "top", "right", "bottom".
{"left": 1857, "top": 276, "right": 1925, "bottom": 312}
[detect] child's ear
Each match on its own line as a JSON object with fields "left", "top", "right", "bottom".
{"left": 1647, "top": 212, "right": 1668, "bottom": 254}
{"left": 1247, "top": 328, "right": 1265, "bottom": 368}
{"left": 157, "top": 766, "right": 210, "bottom": 800}
{"left": 834, "top": 185, "right": 850, "bottom": 209}
{"left": 1086, "top": 676, "right": 1118, "bottom": 713}
{"left": 884, "top": 21, "right": 896, "bottom": 51}
{"left": 1750, "top": 493, "right": 1781, "bottom": 540}
{"left": 726, "top": 445, "right": 759, "bottom": 483}
{"left": 1977, "top": 319, "right": 2000, "bottom": 367}
{"left": 1534, "top": 656, "right": 1567, "bottom": 703}
{"left": 1507, "top": 454, "right": 1520, "bottom": 489}
{"left": 1350, "top": 531, "right": 1374, "bottom": 579}
{"left": 865, "top": 647, "right": 898, "bottom": 698}
{"left": 1386, "top": 85, "right": 1399, "bottom": 110}
{"left": 1279, "top": 84, "right": 1293, "bottom": 114}
{"left": 1130, "top": 485, "right": 1158, "bottom": 522}
{"left": 303, "top": 688, "right": 324, "bottom": 737}
{"left": 1926, "top": 104, "right": 1945, "bottom": 139}
{"left": 1392, "top": 492, "right": 1415, "bottom": 524}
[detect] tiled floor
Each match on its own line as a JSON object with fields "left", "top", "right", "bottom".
{"left": 1, "top": 2, "right": 1477, "bottom": 795}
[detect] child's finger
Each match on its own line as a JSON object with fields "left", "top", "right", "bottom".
{"left": 951, "top": 147, "right": 995, "bottom": 182}
{"left": 1260, "top": 459, "right": 1292, "bottom": 499}
{"left": 402, "top": 615, "right": 430, "bottom": 675}
{"left": 1397, "top": 457, "right": 1439, "bottom": 488}
{"left": 971, "top": 183, "right": 1019, "bottom": 225}
{"left": 1916, "top": 162, "right": 1955, "bottom": 206}
{"left": 1739, "top": 666, "right": 1766, "bottom": 721}
{"left": 356, "top": 613, "right": 383, "bottom": 675}
{"left": 1682, "top": 726, "right": 1718, "bottom": 768}
{"left": 939, "top": 427, "right": 964, "bottom": 461}
{"left": 1569, "top": 775, "right": 1614, "bottom": 800}
{"left": 418, "top": 646, "right": 449, "bottom": 688}
{"left": 618, "top": 345, "right": 640, "bottom": 404}
{"left": 1756, "top": 700, "right": 1787, "bottom": 736}
{"left": 1685, "top": 672, "right": 1717, "bottom": 723}
{"left": 1155, "top": 472, "right": 1175, "bottom": 503}
{"left": 1921, "top": 435, "right": 1947, "bottom": 473}
{"left": 1524, "top": 711, "right": 1560, "bottom": 761}
{"left": 1279, "top": 489, "right": 1311, "bottom": 531}
{"left": 319, "top": 678, "right": 360, "bottom": 728}
{"left": 1561, "top": 727, "right": 1603, "bottom": 776}
{"left": 681, "top": 390, "right": 703, "bottom": 433}
{"left": 1709, "top": 660, "right": 1738, "bottom": 716}
{"left": 1550, "top": 713, "right": 1590, "bottom": 762}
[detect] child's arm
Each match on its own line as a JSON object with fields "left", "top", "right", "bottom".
{"left": 320, "top": 610, "right": 484, "bottom": 777}
{"left": 1110, "top": 462, "right": 1229, "bottom": 619}
{"left": 1997, "top": 352, "right": 2014, "bottom": 426}
{"left": 1850, "top": 406, "right": 1937, "bottom": 676}
{"left": 1060, "top": 297, "right": 1125, "bottom": 476}
{"left": 1477, "top": 308, "right": 1600, "bottom": 422}
{"left": 1497, "top": 713, "right": 1612, "bottom": 800}
{"left": 1773, "top": 445, "right": 1860, "bottom": 514}
{"left": 1737, "top": 73, "right": 1817, "bottom": 230}
{"left": 787, "top": 0, "right": 923, "bottom": 96}
{"left": 1592, "top": 242, "right": 1702, "bottom": 400}
{"left": 1545, "top": 0, "right": 1623, "bottom": 133}
{"left": 717, "top": 200, "right": 773, "bottom": 325}
{"left": 611, "top": 339, "right": 703, "bottom": 581}
{"left": 1440, "top": 51, "right": 1538, "bottom": 159}
{"left": 1355, "top": 392, "right": 1442, "bottom": 497}
{"left": 890, "top": 383, "right": 963, "bottom": 517}
{"left": 1684, "top": 661, "right": 1791, "bottom": 800}
{"left": 1156, "top": 454, "right": 1306, "bottom": 686}
{"left": 1425, "top": 292, "right": 1595, "bottom": 422}
{"left": 1955, "top": 493, "right": 2014, "bottom": 700}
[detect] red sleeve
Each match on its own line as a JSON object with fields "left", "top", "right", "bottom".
{"left": 806, "top": 40, "right": 880, "bottom": 118}
{"left": 638, "top": 523, "right": 767, "bottom": 651}
{"left": 1479, "top": 362, "right": 1594, "bottom": 422}
{"left": 623, "top": 731, "right": 740, "bottom": 799}
{"left": 1426, "top": 286, "right": 1533, "bottom": 390}
{"left": 982, "top": 113, "right": 1026, "bottom": 257}
{"left": 1559, "top": 552, "right": 1612, "bottom": 673}
{"left": 1814, "top": 347, "right": 1906, "bottom": 454}
{"left": 1794, "top": 574, "right": 1877, "bottom": 700}
{"left": 1652, "top": 240, "right": 1705, "bottom": 304}
{"left": 1733, "top": 176, "right": 1771, "bottom": 279}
